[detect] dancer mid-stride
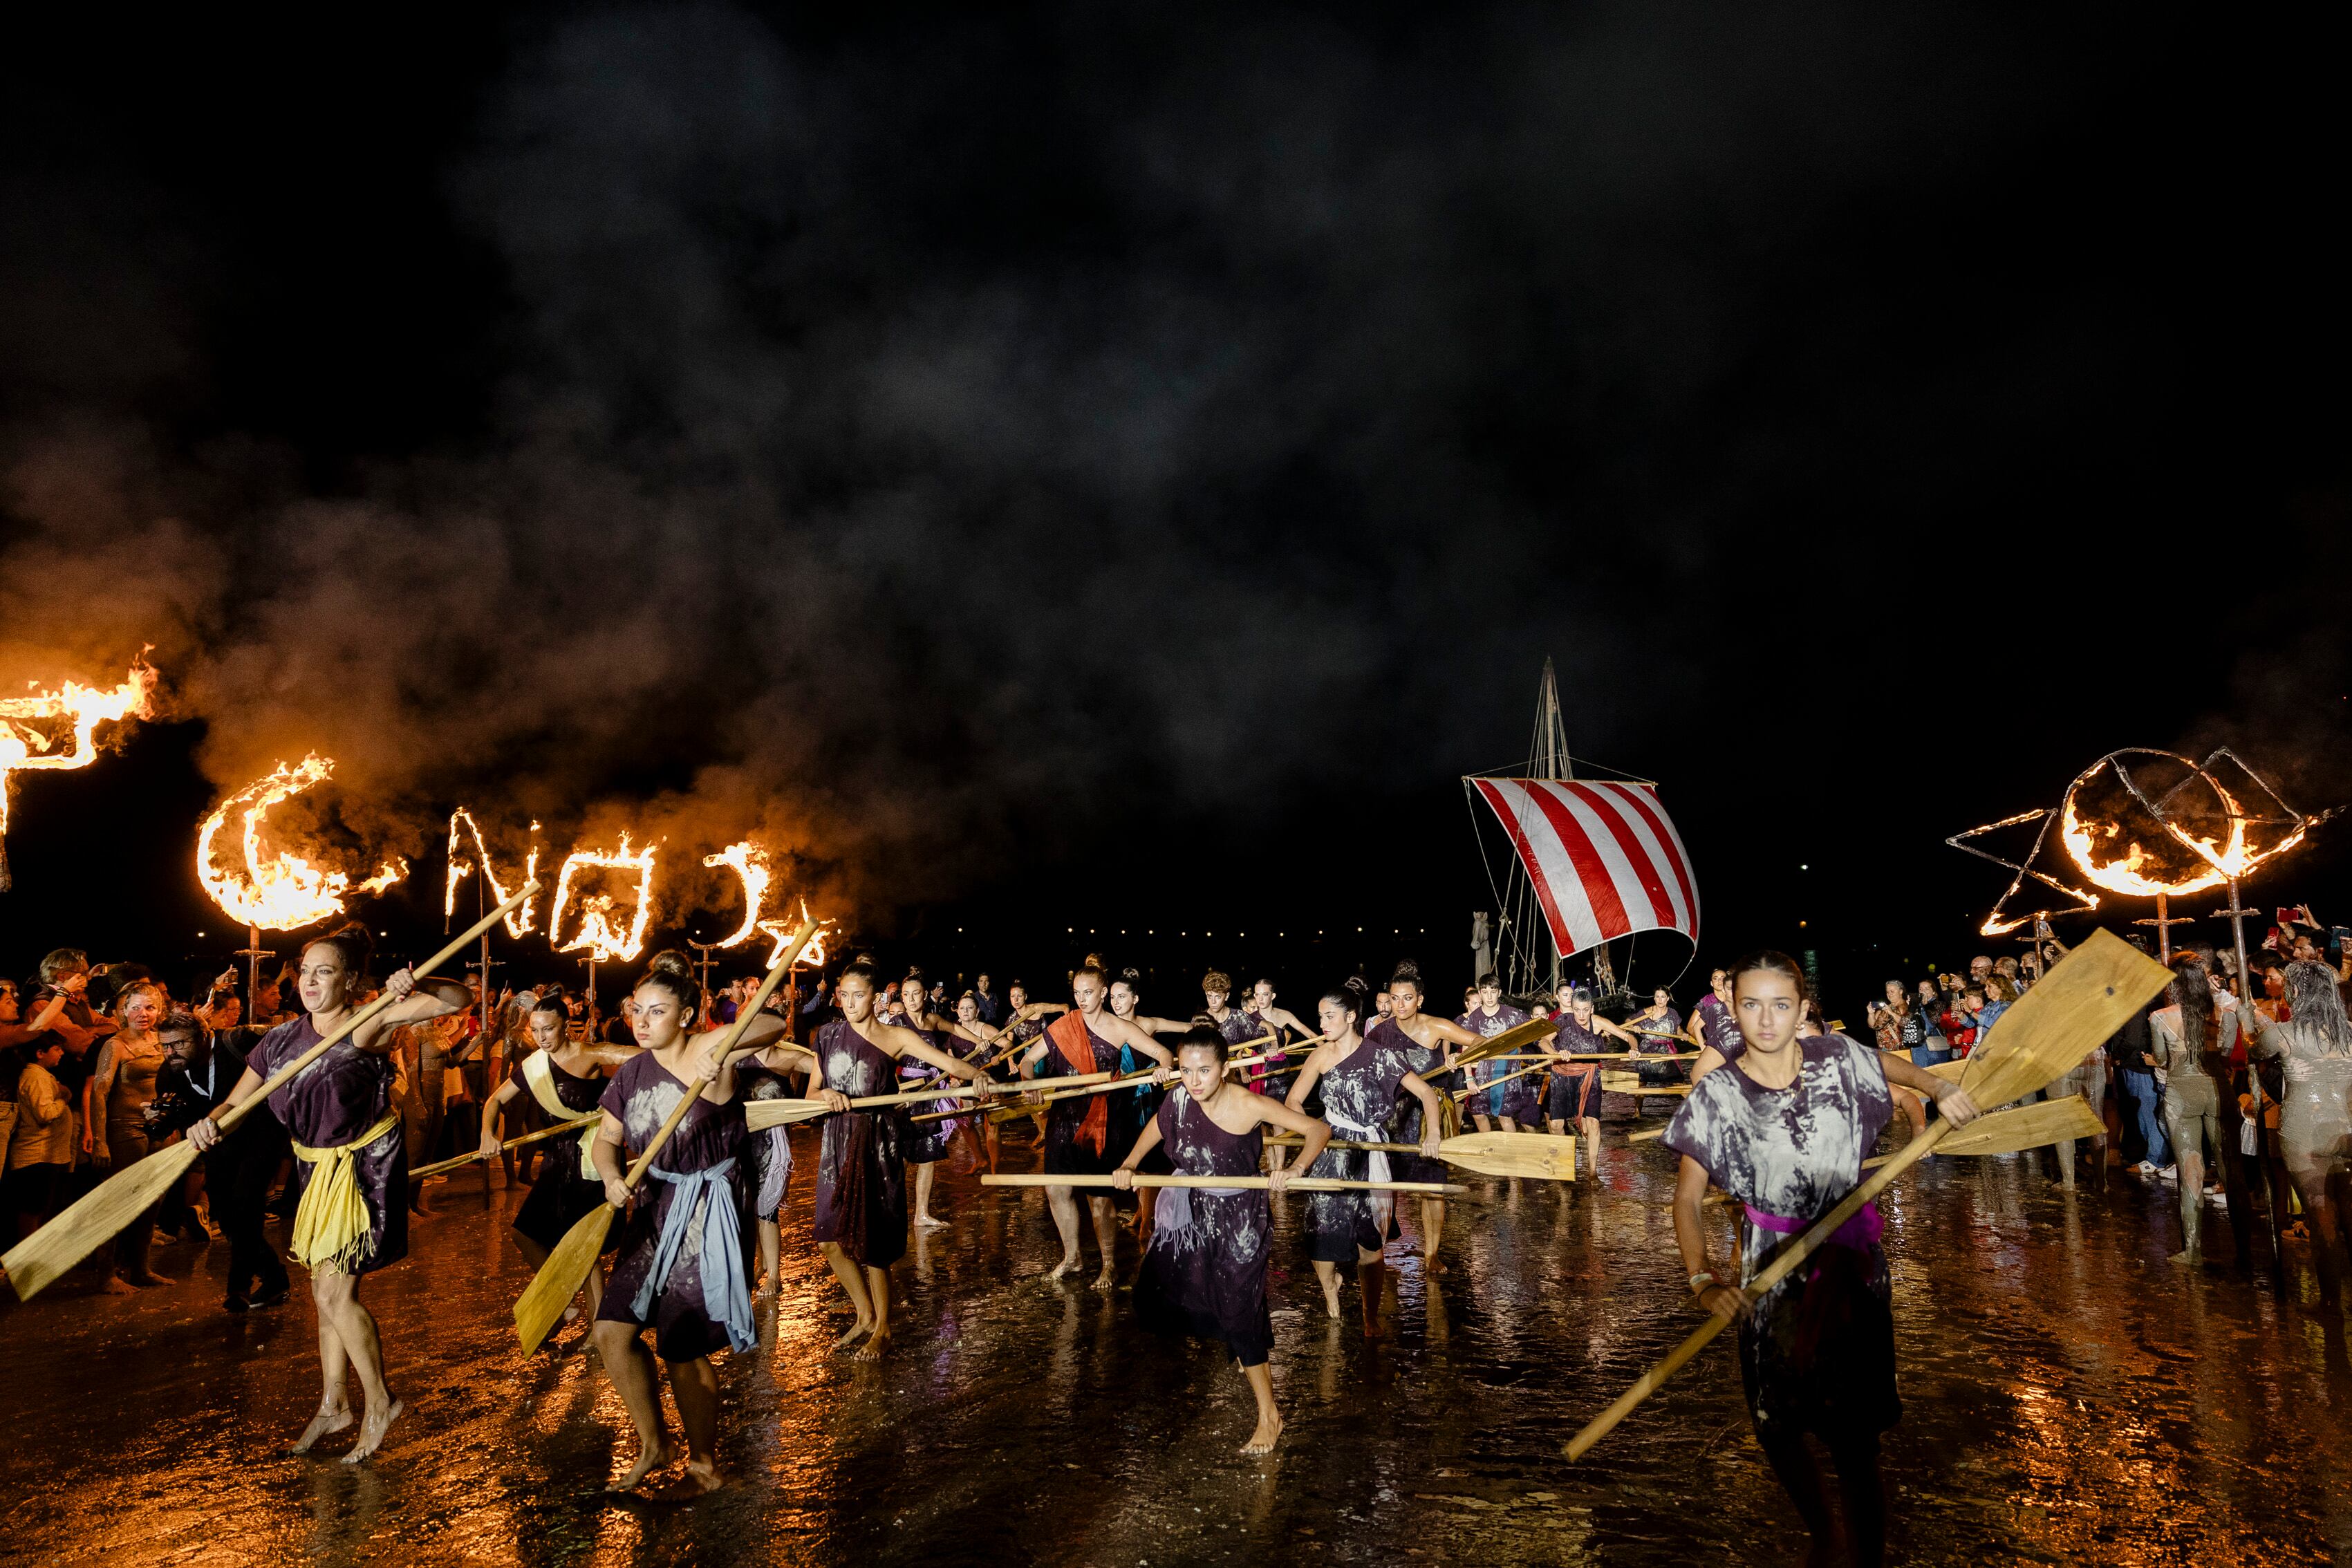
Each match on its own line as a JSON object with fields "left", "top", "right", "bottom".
{"left": 1115, "top": 1024, "right": 1331, "bottom": 1454}
{"left": 189, "top": 924, "right": 473, "bottom": 1462}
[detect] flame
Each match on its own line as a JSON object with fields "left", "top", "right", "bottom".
{"left": 550, "top": 833, "right": 657, "bottom": 962}
{"left": 196, "top": 754, "right": 409, "bottom": 930}
{"left": 702, "top": 840, "right": 772, "bottom": 948}
{"left": 445, "top": 808, "right": 541, "bottom": 937}
{"left": 758, "top": 898, "right": 830, "bottom": 968}
{"left": 0, "top": 658, "right": 158, "bottom": 837}
{"left": 2059, "top": 792, "right": 2230, "bottom": 897}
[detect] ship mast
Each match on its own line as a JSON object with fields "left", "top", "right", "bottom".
{"left": 1528, "top": 659, "right": 1571, "bottom": 994}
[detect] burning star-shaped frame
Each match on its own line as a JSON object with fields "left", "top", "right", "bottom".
{"left": 1950, "top": 746, "right": 2342, "bottom": 940}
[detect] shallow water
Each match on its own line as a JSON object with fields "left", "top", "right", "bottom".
{"left": 3, "top": 1123, "right": 2348, "bottom": 1566}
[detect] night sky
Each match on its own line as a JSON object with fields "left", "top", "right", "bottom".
{"left": 2, "top": 6, "right": 2346, "bottom": 1016}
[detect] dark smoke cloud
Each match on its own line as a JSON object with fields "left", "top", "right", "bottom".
{"left": 15, "top": 2, "right": 2301, "bottom": 931}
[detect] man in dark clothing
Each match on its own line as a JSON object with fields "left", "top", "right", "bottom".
{"left": 2106, "top": 998, "right": 2170, "bottom": 1173}
{"left": 154, "top": 1018, "right": 290, "bottom": 1312}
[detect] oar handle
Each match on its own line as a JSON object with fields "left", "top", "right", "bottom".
{"left": 409, "top": 1112, "right": 602, "bottom": 1179}
{"left": 213, "top": 881, "right": 540, "bottom": 1137}
{"left": 980, "top": 1173, "right": 1464, "bottom": 1195}
{"left": 1450, "top": 1058, "right": 1551, "bottom": 1103}
{"left": 617, "top": 916, "right": 821, "bottom": 1195}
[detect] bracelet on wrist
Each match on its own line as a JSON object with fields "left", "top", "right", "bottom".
{"left": 1688, "top": 1270, "right": 1717, "bottom": 1295}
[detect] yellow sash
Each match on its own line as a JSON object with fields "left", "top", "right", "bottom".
{"left": 289, "top": 1110, "right": 402, "bottom": 1272}
{"left": 522, "top": 1048, "right": 601, "bottom": 1179}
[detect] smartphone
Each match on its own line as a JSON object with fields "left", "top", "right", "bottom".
{"left": 2333, "top": 926, "right": 2351, "bottom": 955}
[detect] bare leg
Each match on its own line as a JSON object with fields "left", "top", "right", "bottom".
{"left": 1420, "top": 1197, "right": 1446, "bottom": 1275}
{"left": 1472, "top": 1112, "right": 1495, "bottom": 1135}
{"left": 1133, "top": 1185, "right": 1159, "bottom": 1247}
{"left": 1045, "top": 1185, "right": 1085, "bottom": 1279}
{"left": 1312, "top": 1258, "right": 1341, "bottom": 1318}
{"left": 1239, "top": 1361, "right": 1283, "bottom": 1454}
{"left": 660, "top": 1355, "right": 725, "bottom": 1495}
{"left": 855, "top": 1266, "right": 894, "bottom": 1361}
{"left": 983, "top": 1121, "right": 1000, "bottom": 1174}
{"left": 291, "top": 1271, "right": 355, "bottom": 1454}
{"left": 1755, "top": 1425, "right": 1837, "bottom": 1567}
{"left": 1358, "top": 1249, "right": 1385, "bottom": 1340}
{"left": 591, "top": 1321, "right": 673, "bottom": 1488}
{"left": 914, "top": 1162, "right": 947, "bottom": 1229}
{"left": 1581, "top": 1117, "right": 1600, "bottom": 1184}
{"left": 1499, "top": 1116, "right": 1519, "bottom": 1134}
{"left": 820, "top": 1240, "right": 877, "bottom": 1347}
{"left": 1089, "top": 1196, "right": 1120, "bottom": 1291}
{"left": 311, "top": 1269, "right": 401, "bottom": 1462}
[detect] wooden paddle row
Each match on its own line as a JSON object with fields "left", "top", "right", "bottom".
{"left": 981, "top": 1174, "right": 1466, "bottom": 1196}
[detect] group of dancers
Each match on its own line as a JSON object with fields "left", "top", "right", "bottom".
{"left": 158, "top": 924, "right": 2102, "bottom": 1564}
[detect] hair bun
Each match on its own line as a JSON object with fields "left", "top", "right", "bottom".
{"left": 647, "top": 949, "right": 693, "bottom": 979}
{"left": 1119, "top": 966, "right": 1144, "bottom": 988}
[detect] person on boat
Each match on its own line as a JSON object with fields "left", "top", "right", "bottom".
{"left": 1459, "top": 973, "right": 1534, "bottom": 1134}
{"left": 1013, "top": 964, "right": 1176, "bottom": 1287}
{"left": 187, "top": 924, "right": 472, "bottom": 1463}
{"left": 808, "top": 961, "right": 993, "bottom": 1359}
{"left": 586, "top": 951, "right": 796, "bottom": 1496}
{"left": 476, "top": 991, "right": 640, "bottom": 1347}
{"left": 1547, "top": 985, "right": 1638, "bottom": 1181}
{"left": 1115, "top": 1023, "right": 1331, "bottom": 1454}
{"left": 1352, "top": 963, "right": 1478, "bottom": 1277}
{"left": 1287, "top": 978, "right": 1445, "bottom": 1332}
{"left": 1666, "top": 951, "right": 1979, "bottom": 1568}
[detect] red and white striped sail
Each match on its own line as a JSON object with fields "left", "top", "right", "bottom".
{"left": 1468, "top": 778, "right": 1699, "bottom": 958}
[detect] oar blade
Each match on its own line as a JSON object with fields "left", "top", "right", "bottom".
{"left": 743, "top": 1099, "right": 830, "bottom": 1132}
{"left": 1438, "top": 1131, "right": 1578, "bottom": 1182}
{"left": 1936, "top": 1094, "right": 2104, "bottom": 1157}
{"left": 3, "top": 1141, "right": 201, "bottom": 1301}
{"left": 1963, "top": 932, "right": 2169, "bottom": 1108}
{"left": 514, "top": 1203, "right": 615, "bottom": 1353}
{"left": 1453, "top": 1016, "right": 1558, "bottom": 1071}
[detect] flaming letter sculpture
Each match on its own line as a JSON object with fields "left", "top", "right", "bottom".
{"left": 195, "top": 755, "right": 407, "bottom": 931}
{"left": 702, "top": 840, "right": 773, "bottom": 949}
{"left": 446, "top": 808, "right": 542, "bottom": 937}
{"left": 549, "top": 834, "right": 658, "bottom": 962}
{"left": 0, "top": 659, "right": 158, "bottom": 891}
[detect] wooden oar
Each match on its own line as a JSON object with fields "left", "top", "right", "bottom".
{"left": 513, "top": 915, "right": 819, "bottom": 1353}
{"left": 1563, "top": 931, "right": 2167, "bottom": 1462}
{"left": 1431, "top": 1016, "right": 1562, "bottom": 1075}
{"left": 1428, "top": 1049, "right": 1668, "bottom": 1079}
{"left": 409, "top": 1112, "right": 600, "bottom": 1180}
{"left": 1449, "top": 1058, "right": 1553, "bottom": 1104}
{"left": 1699, "top": 1096, "right": 2110, "bottom": 1207}
{"left": 3, "top": 884, "right": 541, "bottom": 1302}
{"left": 981, "top": 1173, "right": 1466, "bottom": 1196}
{"left": 973, "top": 1047, "right": 1277, "bottom": 1124}
{"left": 747, "top": 1083, "right": 998, "bottom": 1131}
{"left": 1264, "top": 1129, "right": 1580, "bottom": 1181}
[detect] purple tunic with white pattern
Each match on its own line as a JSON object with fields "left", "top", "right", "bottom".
{"left": 250, "top": 1017, "right": 407, "bottom": 1275}
{"left": 1134, "top": 1088, "right": 1273, "bottom": 1366}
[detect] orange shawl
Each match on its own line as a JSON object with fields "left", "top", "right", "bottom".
{"left": 1048, "top": 1009, "right": 1109, "bottom": 1155}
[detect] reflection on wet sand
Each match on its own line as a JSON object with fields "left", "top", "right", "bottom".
{"left": 2, "top": 1120, "right": 2349, "bottom": 1565}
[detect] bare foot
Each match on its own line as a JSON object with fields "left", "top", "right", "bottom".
{"left": 1240, "top": 1412, "right": 1285, "bottom": 1456}
{"left": 100, "top": 1273, "right": 137, "bottom": 1296}
{"left": 833, "top": 1316, "right": 875, "bottom": 1352}
{"left": 914, "top": 1212, "right": 949, "bottom": 1230}
{"left": 290, "top": 1404, "right": 354, "bottom": 1455}
{"left": 125, "top": 1270, "right": 175, "bottom": 1287}
{"left": 2169, "top": 1249, "right": 2203, "bottom": 1268}
{"left": 1424, "top": 1256, "right": 1448, "bottom": 1278}
{"left": 854, "top": 1327, "right": 892, "bottom": 1363}
{"left": 645, "top": 1461, "right": 724, "bottom": 1500}
{"left": 1320, "top": 1282, "right": 1341, "bottom": 1320}
{"left": 1091, "top": 1266, "right": 1117, "bottom": 1293}
{"left": 610, "top": 1441, "right": 676, "bottom": 1492}
{"left": 341, "top": 1397, "right": 404, "bottom": 1463}
{"left": 1047, "top": 1255, "right": 1082, "bottom": 1282}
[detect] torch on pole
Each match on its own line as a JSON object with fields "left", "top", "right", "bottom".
{"left": 2212, "top": 875, "right": 2286, "bottom": 1293}
{"left": 234, "top": 924, "right": 274, "bottom": 1035}
{"left": 2134, "top": 890, "right": 2196, "bottom": 965}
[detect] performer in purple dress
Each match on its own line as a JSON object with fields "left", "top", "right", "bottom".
{"left": 189, "top": 923, "right": 472, "bottom": 1464}
{"left": 588, "top": 951, "right": 787, "bottom": 1497}
{"left": 809, "top": 960, "right": 991, "bottom": 1361}
{"left": 1115, "top": 1025, "right": 1329, "bottom": 1455}
{"left": 892, "top": 969, "right": 1005, "bottom": 1230}
{"left": 476, "top": 994, "right": 633, "bottom": 1341}
{"left": 1353, "top": 964, "right": 1480, "bottom": 1277}
{"left": 1012, "top": 964, "right": 1173, "bottom": 1289}
{"left": 1665, "top": 951, "right": 1978, "bottom": 1568}
{"left": 1458, "top": 973, "right": 1533, "bottom": 1131}
{"left": 1287, "top": 978, "right": 1445, "bottom": 1334}
{"left": 1547, "top": 985, "right": 1638, "bottom": 1182}
{"left": 1687, "top": 967, "right": 1746, "bottom": 1079}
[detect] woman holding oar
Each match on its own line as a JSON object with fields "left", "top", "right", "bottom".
{"left": 1458, "top": 973, "right": 1535, "bottom": 1133}
{"left": 893, "top": 968, "right": 1005, "bottom": 1230}
{"left": 1361, "top": 963, "right": 1480, "bottom": 1277}
{"left": 585, "top": 951, "right": 788, "bottom": 1497}
{"left": 1114, "top": 1023, "right": 1331, "bottom": 1455}
{"left": 1287, "top": 976, "right": 1446, "bottom": 1330}
{"left": 808, "top": 960, "right": 993, "bottom": 1360}
{"left": 1664, "top": 951, "right": 1978, "bottom": 1568}
{"left": 187, "top": 924, "right": 472, "bottom": 1463}
{"left": 475, "top": 991, "right": 637, "bottom": 1350}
